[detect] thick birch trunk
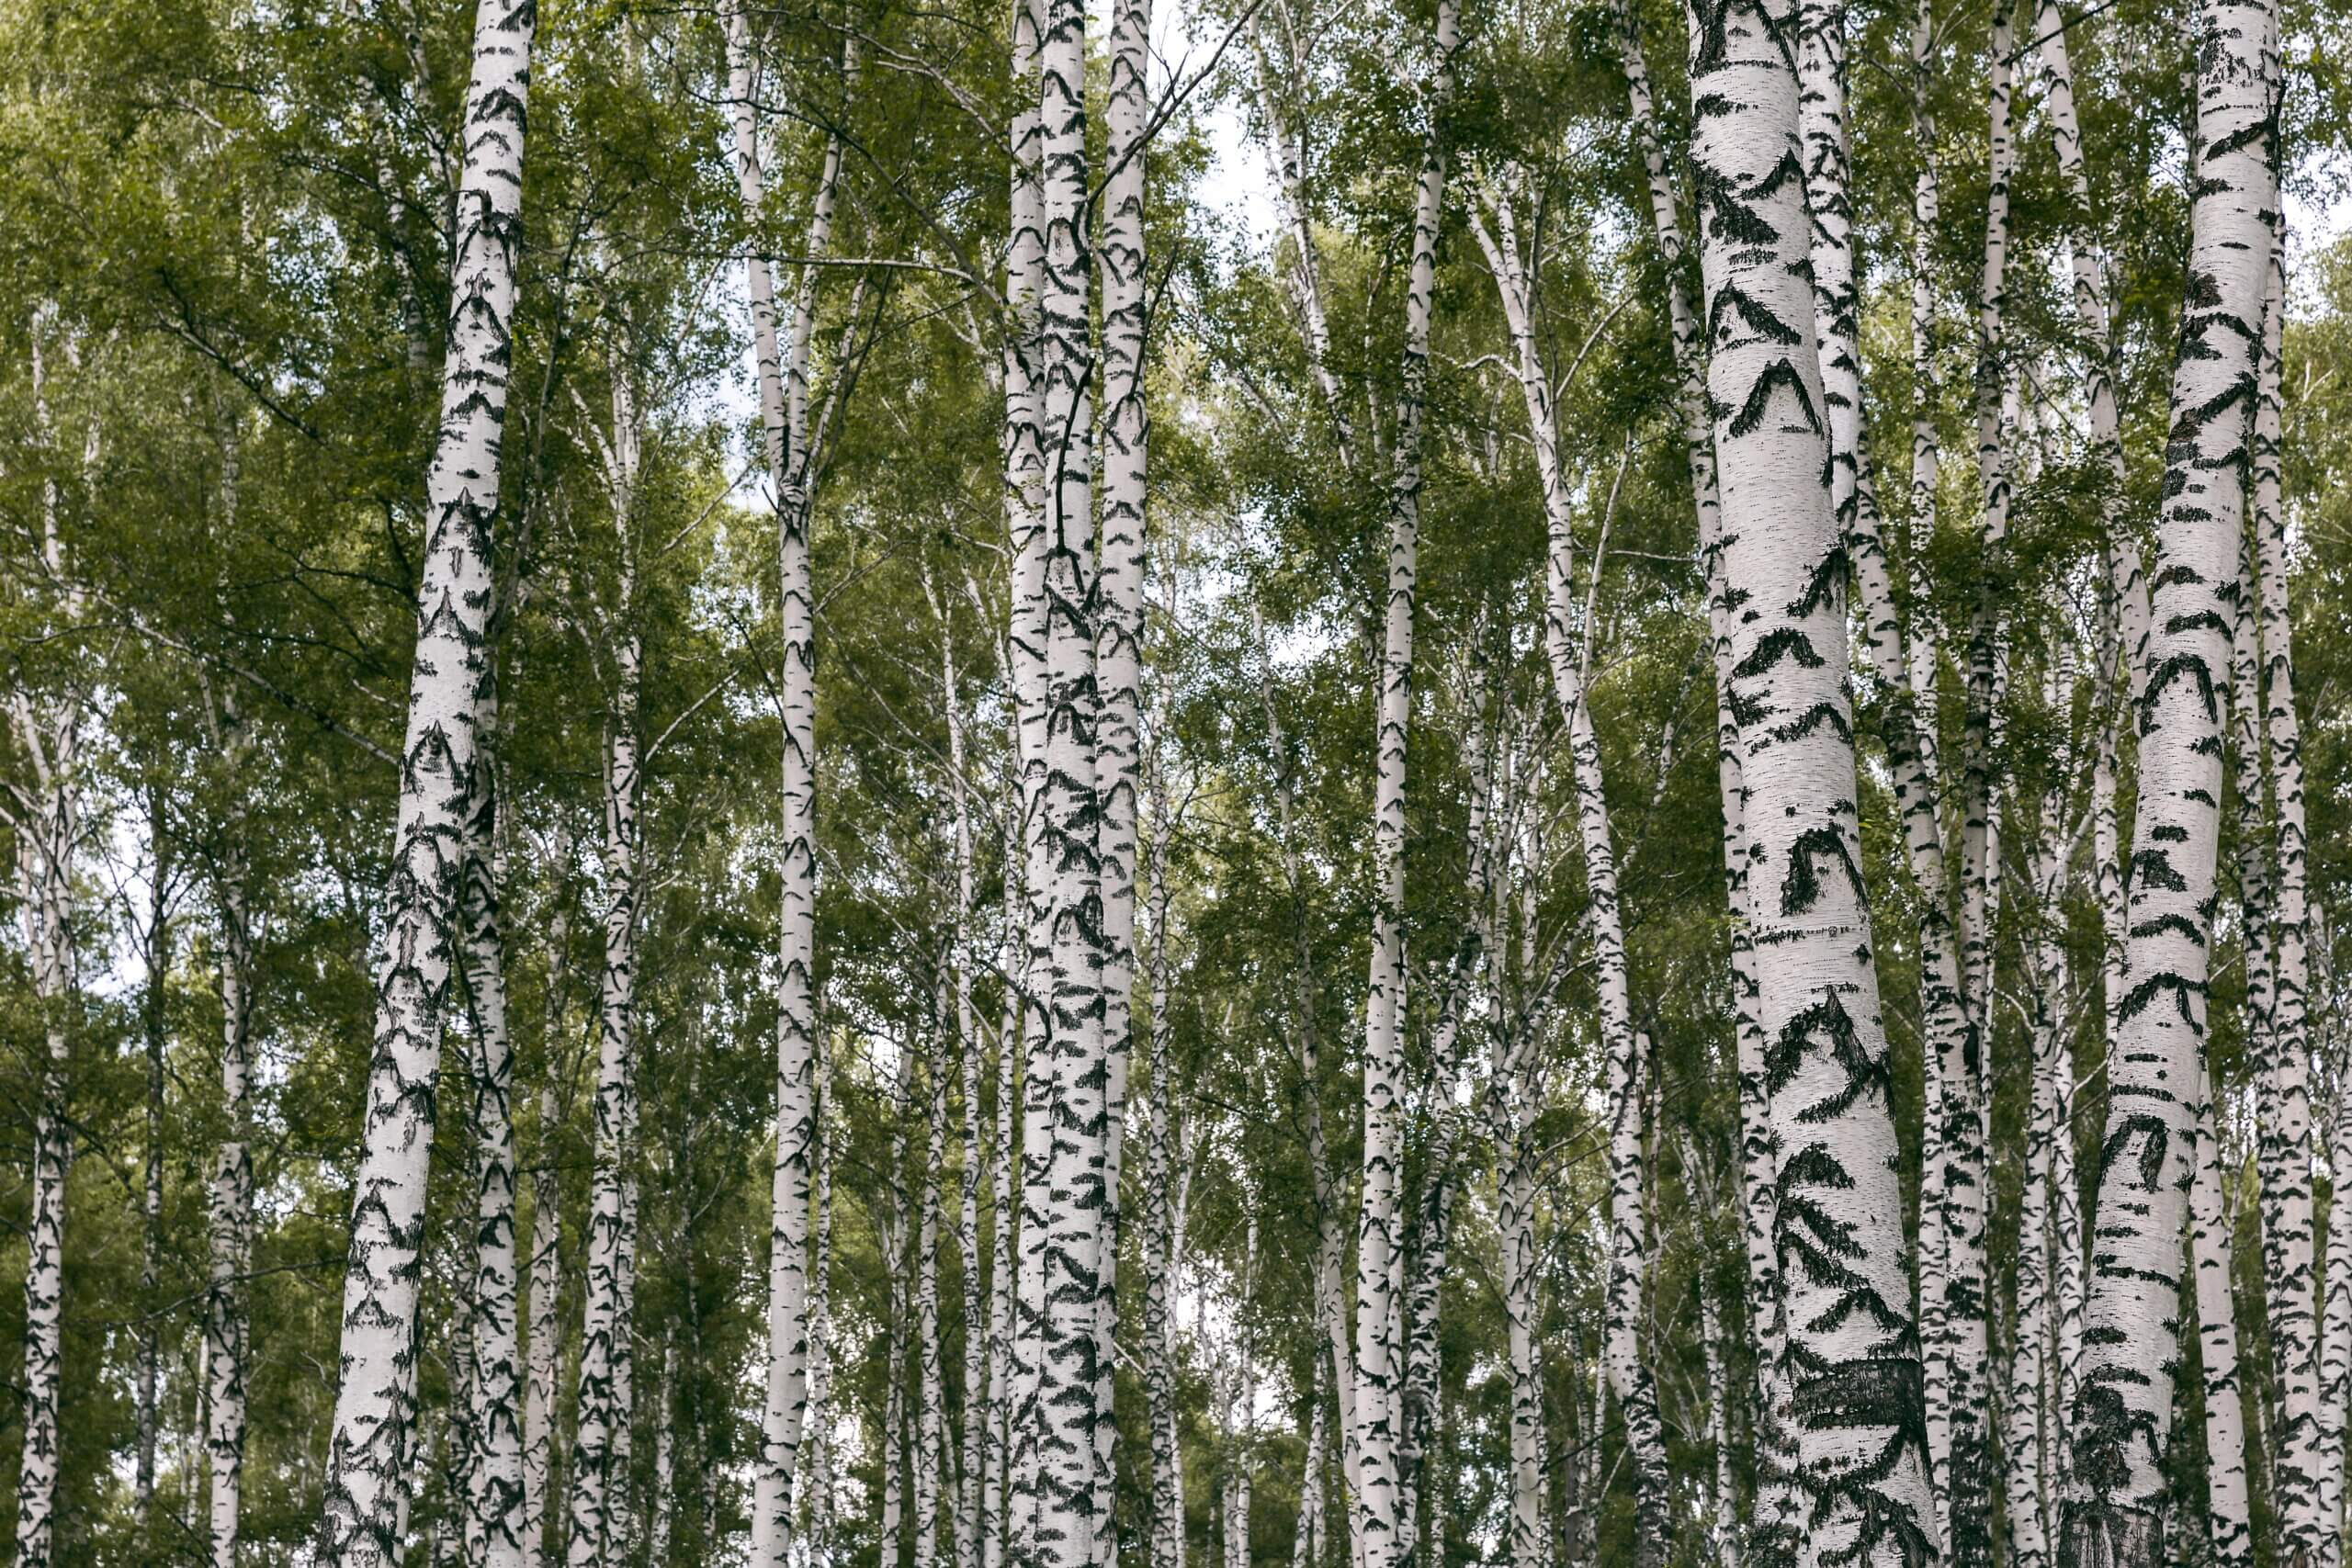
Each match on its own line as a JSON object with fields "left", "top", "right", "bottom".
{"left": 320, "top": 7, "right": 535, "bottom": 1558}
{"left": 1006, "top": 0, "right": 1109, "bottom": 1551}
{"left": 985, "top": 707, "right": 1026, "bottom": 1568}
{"left": 1612, "top": 15, "right": 1790, "bottom": 1541}
{"left": 2058, "top": 1, "right": 2276, "bottom": 1554}
{"left": 1357, "top": 15, "right": 1456, "bottom": 1564}
{"left": 1690, "top": 0, "right": 1939, "bottom": 1557}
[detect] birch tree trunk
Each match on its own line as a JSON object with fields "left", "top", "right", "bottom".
{"left": 2034, "top": 0, "right": 2151, "bottom": 698}
{"left": 205, "top": 683, "right": 256, "bottom": 1568}
{"left": 1144, "top": 721, "right": 1186, "bottom": 1568}
{"left": 919, "top": 1055, "right": 949, "bottom": 1568}
{"left": 1356, "top": 14, "right": 1456, "bottom": 1563}
{"left": 930, "top": 570, "right": 987, "bottom": 1568}
{"left": 1260, "top": 635, "right": 1363, "bottom": 1568}
{"left": 566, "top": 517, "right": 644, "bottom": 1568}
{"left": 1007, "top": 0, "right": 1110, "bottom": 1549}
{"left": 2059, "top": 0, "right": 2276, "bottom": 1554}
{"left": 525, "top": 879, "right": 571, "bottom": 1568}
{"left": 1091, "top": 0, "right": 1150, "bottom": 1538}
{"left": 2191, "top": 1055, "right": 2256, "bottom": 1568}
{"left": 1611, "top": 14, "right": 1791, "bottom": 1540}
{"left": 320, "top": 7, "right": 535, "bottom": 1557}
{"left": 2318, "top": 1002, "right": 2352, "bottom": 1568}
{"left": 1690, "top": 0, "right": 1938, "bottom": 1556}
{"left": 137, "top": 784, "right": 168, "bottom": 1534}
{"left": 1471, "top": 178, "right": 1665, "bottom": 1565}
{"left": 2244, "top": 243, "right": 2324, "bottom": 1564}
{"left": 459, "top": 657, "right": 526, "bottom": 1568}
{"left": 2007, "top": 836, "right": 2064, "bottom": 1568}
{"left": 726, "top": 12, "right": 833, "bottom": 1559}
{"left": 1250, "top": 16, "right": 1359, "bottom": 472}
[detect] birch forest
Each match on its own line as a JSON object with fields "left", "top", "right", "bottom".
{"left": 11, "top": 0, "right": 2352, "bottom": 1562}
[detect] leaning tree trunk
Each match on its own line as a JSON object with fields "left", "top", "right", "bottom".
{"left": 1689, "top": 0, "right": 1939, "bottom": 1559}
{"left": 2058, "top": 0, "right": 2276, "bottom": 1555}
{"left": 725, "top": 12, "right": 832, "bottom": 1562}
{"left": 1356, "top": 12, "right": 1456, "bottom": 1565}
{"left": 320, "top": 6, "right": 536, "bottom": 1559}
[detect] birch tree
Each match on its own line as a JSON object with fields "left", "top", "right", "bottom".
{"left": 1356, "top": 12, "right": 1458, "bottom": 1563}
{"left": 2059, "top": 0, "right": 2277, "bottom": 1554}
{"left": 1689, "top": 0, "right": 1938, "bottom": 1556}
{"left": 319, "top": 6, "right": 536, "bottom": 1558}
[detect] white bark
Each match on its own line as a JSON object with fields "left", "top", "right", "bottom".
{"left": 2318, "top": 984, "right": 2352, "bottom": 1568}
{"left": 726, "top": 13, "right": 833, "bottom": 1561}
{"left": 2034, "top": 0, "right": 2151, "bottom": 701}
{"left": 1091, "top": 0, "right": 1150, "bottom": 1540}
{"left": 566, "top": 434, "right": 644, "bottom": 1568}
{"left": 1144, "top": 704, "right": 1186, "bottom": 1568}
{"left": 2059, "top": 0, "right": 2275, "bottom": 1553}
{"left": 1690, "top": 0, "right": 1939, "bottom": 1557}
{"left": 524, "top": 877, "right": 571, "bottom": 1568}
{"left": 1612, "top": 11, "right": 1790, "bottom": 1542}
{"left": 320, "top": 6, "right": 535, "bottom": 1557}
{"left": 459, "top": 656, "right": 526, "bottom": 1568}
{"left": 2191, "top": 1057, "right": 2256, "bottom": 1567}
{"left": 2245, "top": 243, "right": 2324, "bottom": 1561}
{"left": 1006, "top": 0, "right": 1110, "bottom": 1551}
{"left": 1356, "top": 15, "right": 1455, "bottom": 1566}
{"left": 920, "top": 1055, "right": 949, "bottom": 1568}
{"left": 2007, "top": 835, "right": 2065, "bottom": 1568}
{"left": 1471, "top": 178, "right": 1664, "bottom": 1564}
